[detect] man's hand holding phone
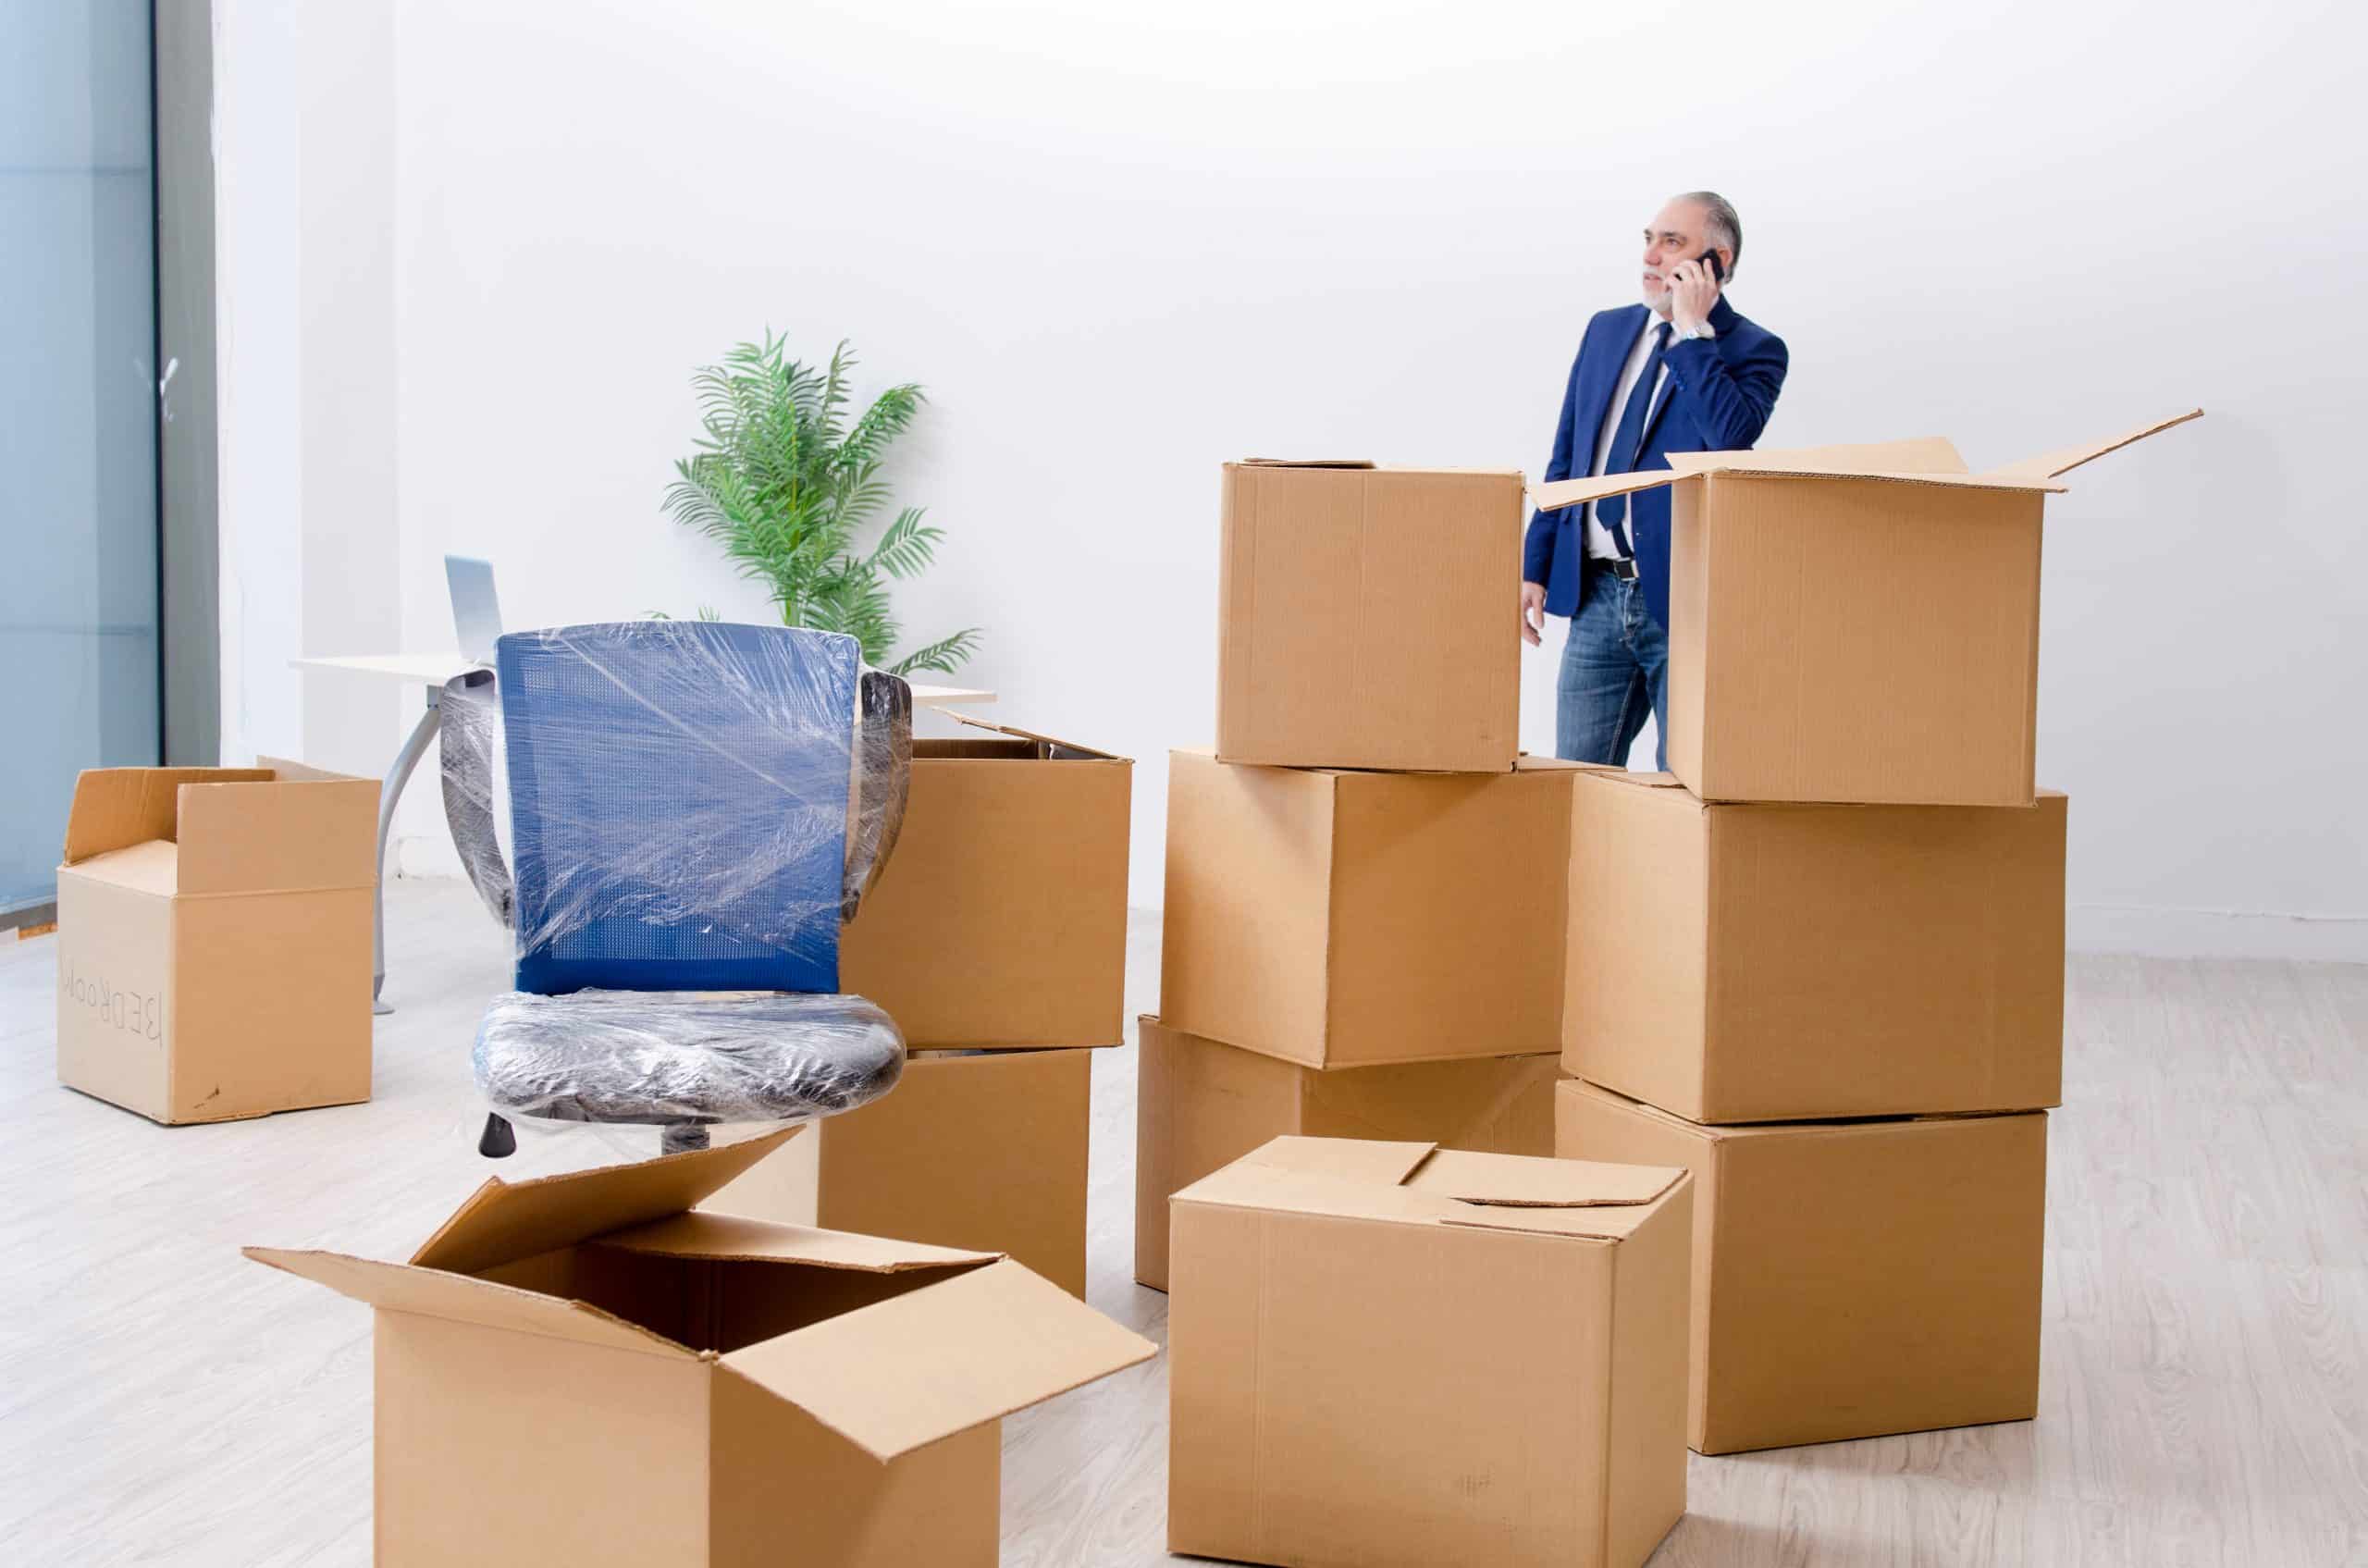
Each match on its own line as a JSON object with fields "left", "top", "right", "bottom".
{"left": 1520, "top": 581, "right": 1546, "bottom": 647}
{"left": 1668, "top": 250, "right": 1725, "bottom": 335}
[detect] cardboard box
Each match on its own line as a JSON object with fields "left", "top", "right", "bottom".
{"left": 838, "top": 717, "right": 1129, "bottom": 1049}
{"left": 247, "top": 1130, "right": 1156, "bottom": 1566}
{"left": 703, "top": 1046, "right": 1099, "bottom": 1297}
{"left": 1168, "top": 1136, "right": 1691, "bottom": 1568}
{"left": 1565, "top": 769, "right": 2066, "bottom": 1122}
{"left": 1557, "top": 1080, "right": 2047, "bottom": 1454}
{"left": 1161, "top": 749, "right": 1573, "bottom": 1067}
{"left": 1217, "top": 462, "right": 1523, "bottom": 773}
{"left": 1133, "top": 1014, "right": 1559, "bottom": 1290}
{"left": 54, "top": 760, "right": 378, "bottom": 1124}
{"left": 1532, "top": 411, "right": 2201, "bottom": 805}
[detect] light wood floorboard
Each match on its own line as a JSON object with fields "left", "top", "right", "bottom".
{"left": 2, "top": 879, "right": 2362, "bottom": 1564}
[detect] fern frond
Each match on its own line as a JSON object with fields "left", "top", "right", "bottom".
{"left": 889, "top": 628, "right": 981, "bottom": 676}
{"left": 867, "top": 509, "right": 943, "bottom": 579}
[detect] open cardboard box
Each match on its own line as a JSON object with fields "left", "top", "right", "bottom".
{"left": 1161, "top": 748, "right": 1576, "bottom": 1067}
{"left": 55, "top": 759, "right": 377, "bottom": 1123}
{"left": 247, "top": 1130, "right": 1155, "bottom": 1566}
{"left": 705, "top": 1045, "right": 1104, "bottom": 1297}
{"left": 1132, "top": 1015, "right": 1559, "bottom": 1290}
{"left": 1532, "top": 410, "right": 2202, "bottom": 806}
{"left": 1565, "top": 768, "right": 2066, "bottom": 1122}
{"left": 837, "top": 716, "right": 1129, "bottom": 1049}
{"left": 1168, "top": 1136, "right": 1691, "bottom": 1568}
{"left": 1217, "top": 462, "right": 1524, "bottom": 773}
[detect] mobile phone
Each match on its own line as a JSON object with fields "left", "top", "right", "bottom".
{"left": 1698, "top": 248, "right": 1727, "bottom": 284}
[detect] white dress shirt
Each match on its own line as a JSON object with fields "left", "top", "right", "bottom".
{"left": 1584, "top": 313, "right": 1678, "bottom": 561}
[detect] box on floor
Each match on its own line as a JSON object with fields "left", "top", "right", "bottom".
{"left": 247, "top": 1130, "right": 1154, "bottom": 1567}
{"left": 704, "top": 1044, "right": 1103, "bottom": 1298}
{"left": 1531, "top": 410, "right": 2200, "bottom": 806}
{"left": 1557, "top": 1079, "right": 2047, "bottom": 1454}
{"left": 837, "top": 717, "right": 1129, "bottom": 1049}
{"left": 1168, "top": 1135, "right": 1692, "bottom": 1568}
{"left": 1216, "top": 462, "right": 1523, "bottom": 773}
{"left": 54, "top": 760, "right": 377, "bottom": 1124}
{"left": 1565, "top": 768, "right": 2066, "bottom": 1122}
{"left": 1133, "top": 1014, "right": 1559, "bottom": 1290}
{"left": 1161, "top": 748, "right": 1575, "bottom": 1068}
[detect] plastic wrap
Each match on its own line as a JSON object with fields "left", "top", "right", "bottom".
{"left": 844, "top": 669, "right": 913, "bottom": 923}
{"left": 436, "top": 621, "right": 912, "bottom": 994}
{"left": 438, "top": 668, "right": 513, "bottom": 928}
{"left": 474, "top": 988, "right": 906, "bottom": 1129}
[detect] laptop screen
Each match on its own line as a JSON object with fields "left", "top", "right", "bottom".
{"left": 445, "top": 555, "right": 503, "bottom": 663}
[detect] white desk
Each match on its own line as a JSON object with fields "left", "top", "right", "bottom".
{"left": 290, "top": 652, "right": 994, "bottom": 1013}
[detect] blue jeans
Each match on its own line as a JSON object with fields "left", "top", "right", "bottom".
{"left": 1555, "top": 565, "right": 1667, "bottom": 767}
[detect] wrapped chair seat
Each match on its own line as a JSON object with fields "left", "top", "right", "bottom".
{"left": 473, "top": 990, "right": 905, "bottom": 1130}
{"left": 440, "top": 620, "right": 914, "bottom": 1156}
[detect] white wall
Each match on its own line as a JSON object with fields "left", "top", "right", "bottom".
{"left": 235, "top": 0, "right": 2368, "bottom": 957}
{"left": 215, "top": 0, "right": 403, "bottom": 780}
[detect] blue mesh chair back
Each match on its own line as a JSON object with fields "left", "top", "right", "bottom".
{"left": 495, "top": 621, "right": 859, "bottom": 995}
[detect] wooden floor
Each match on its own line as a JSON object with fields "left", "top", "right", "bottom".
{"left": 3, "top": 876, "right": 2363, "bottom": 1565}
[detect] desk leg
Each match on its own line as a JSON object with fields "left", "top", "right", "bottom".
{"left": 374, "top": 687, "right": 443, "bottom": 1015}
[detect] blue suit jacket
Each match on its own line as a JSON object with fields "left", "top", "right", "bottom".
{"left": 1522, "top": 295, "right": 1788, "bottom": 627}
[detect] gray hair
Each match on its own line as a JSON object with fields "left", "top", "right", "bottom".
{"left": 1679, "top": 191, "right": 1742, "bottom": 274}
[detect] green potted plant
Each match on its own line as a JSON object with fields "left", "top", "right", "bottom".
{"left": 665, "top": 334, "right": 980, "bottom": 674}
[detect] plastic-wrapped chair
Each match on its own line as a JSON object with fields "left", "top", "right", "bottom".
{"left": 438, "top": 620, "right": 914, "bottom": 1157}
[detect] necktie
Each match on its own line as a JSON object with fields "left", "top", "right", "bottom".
{"left": 1593, "top": 321, "right": 1673, "bottom": 558}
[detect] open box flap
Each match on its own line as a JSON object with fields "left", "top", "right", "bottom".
{"left": 593, "top": 1212, "right": 1000, "bottom": 1274}
{"left": 1672, "top": 435, "right": 1971, "bottom": 477}
{"left": 1530, "top": 468, "right": 1689, "bottom": 513}
{"left": 1986, "top": 407, "right": 2202, "bottom": 480}
{"left": 1729, "top": 467, "right": 2061, "bottom": 493}
{"left": 1533, "top": 446, "right": 2062, "bottom": 513}
{"left": 174, "top": 775, "right": 379, "bottom": 895}
{"left": 60, "top": 767, "right": 274, "bottom": 866}
{"left": 720, "top": 1257, "right": 1158, "bottom": 1462}
{"left": 408, "top": 1127, "right": 803, "bottom": 1277}
{"left": 1434, "top": 1196, "right": 1677, "bottom": 1242}
{"left": 1235, "top": 1135, "right": 1438, "bottom": 1185}
{"left": 1402, "top": 1148, "right": 1684, "bottom": 1208}
{"left": 1177, "top": 1136, "right": 1685, "bottom": 1241}
{"left": 942, "top": 710, "right": 1126, "bottom": 761}
{"left": 1574, "top": 767, "right": 1691, "bottom": 794}
{"left": 242, "top": 1247, "right": 696, "bottom": 1361}
{"left": 58, "top": 839, "right": 182, "bottom": 895}
{"left": 256, "top": 755, "right": 374, "bottom": 784}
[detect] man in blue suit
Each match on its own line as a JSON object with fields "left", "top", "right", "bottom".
{"left": 1519, "top": 191, "right": 1788, "bottom": 765}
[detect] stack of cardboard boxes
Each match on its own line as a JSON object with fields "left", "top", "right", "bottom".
{"left": 1136, "top": 462, "right": 1583, "bottom": 1292}
{"left": 1547, "top": 412, "right": 2198, "bottom": 1453}
{"left": 1152, "top": 462, "right": 1695, "bottom": 1567}
{"left": 705, "top": 716, "right": 1134, "bottom": 1298}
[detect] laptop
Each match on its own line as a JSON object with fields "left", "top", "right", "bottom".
{"left": 445, "top": 555, "right": 504, "bottom": 664}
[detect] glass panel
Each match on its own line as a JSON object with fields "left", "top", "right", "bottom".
{"left": 0, "top": 1, "right": 160, "bottom": 914}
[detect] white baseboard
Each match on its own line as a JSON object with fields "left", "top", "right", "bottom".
{"left": 396, "top": 833, "right": 467, "bottom": 880}
{"left": 2067, "top": 904, "right": 2368, "bottom": 963}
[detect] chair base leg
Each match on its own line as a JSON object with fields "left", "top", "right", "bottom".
{"left": 660, "top": 1123, "right": 709, "bottom": 1156}
{"left": 478, "top": 1112, "right": 517, "bottom": 1159}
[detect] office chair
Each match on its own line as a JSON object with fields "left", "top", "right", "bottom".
{"left": 438, "top": 620, "right": 913, "bottom": 1157}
